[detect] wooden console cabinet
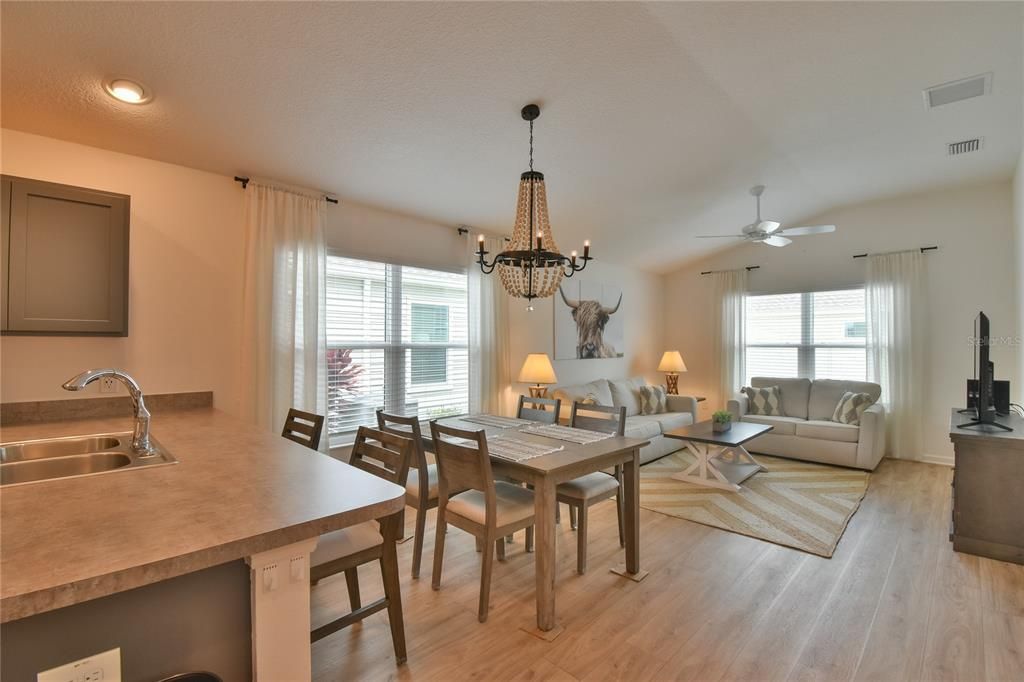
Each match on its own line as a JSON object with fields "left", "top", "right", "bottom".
{"left": 948, "top": 408, "right": 1024, "bottom": 565}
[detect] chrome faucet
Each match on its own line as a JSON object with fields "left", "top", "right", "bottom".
{"left": 62, "top": 369, "right": 153, "bottom": 454}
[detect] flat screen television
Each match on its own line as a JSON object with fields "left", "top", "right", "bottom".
{"left": 959, "top": 312, "right": 1012, "bottom": 431}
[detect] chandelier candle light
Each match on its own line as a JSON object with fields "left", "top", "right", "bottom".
{"left": 476, "top": 103, "right": 592, "bottom": 309}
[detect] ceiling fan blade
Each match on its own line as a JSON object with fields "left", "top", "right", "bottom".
{"left": 775, "top": 224, "right": 836, "bottom": 237}
{"left": 696, "top": 234, "right": 746, "bottom": 239}
{"left": 758, "top": 220, "right": 781, "bottom": 234}
{"left": 763, "top": 236, "right": 792, "bottom": 247}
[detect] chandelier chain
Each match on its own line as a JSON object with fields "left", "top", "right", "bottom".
{"left": 529, "top": 119, "right": 534, "bottom": 171}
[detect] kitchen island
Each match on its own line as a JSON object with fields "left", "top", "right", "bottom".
{"left": 1, "top": 407, "right": 405, "bottom": 680}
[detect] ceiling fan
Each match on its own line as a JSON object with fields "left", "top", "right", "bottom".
{"left": 697, "top": 185, "right": 836, "bottom": 247}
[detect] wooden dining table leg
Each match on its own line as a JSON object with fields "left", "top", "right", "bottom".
{"left": 611, "top": 447, "right": 648, "bottom": 582}
{"left": 525, "top": 477, "right": 562, "bottom": 639}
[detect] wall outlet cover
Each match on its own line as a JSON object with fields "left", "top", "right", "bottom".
{"left": 37, "top": 647, "right": 121, "bottom": 682}
{"left": 99, "top": 377, "right": 119, "bottom": 394}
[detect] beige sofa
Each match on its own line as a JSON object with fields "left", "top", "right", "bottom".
{"left": 727, "top": 377, "right": 886, "bottom": 470}
{"left": 552, "top": 377, "right": 697, "bottom": 465}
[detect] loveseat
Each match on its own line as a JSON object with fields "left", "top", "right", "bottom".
{"left": 552, "top": 377, "right": 697, "bottom": 465}
{"left": 727, "top": 377, "right": 886, "bottom": 470}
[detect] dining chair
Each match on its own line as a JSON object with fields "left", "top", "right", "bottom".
{"left": 281, "top": 408, "right": 325, "bottom": 451}
{"left": 309, "top": 426, "right": 413, "bottom": 664}
{"left": 429, "top": 421, "right": 536, "bottom": 622}
{"left": 557, "top": 402, "right": 626, "bottom": 574}
{"left": 376, "top": 409, "right": 435, "bottom": 579}
{"left": 516, "top": 394, "right": 561, "bottom": 424}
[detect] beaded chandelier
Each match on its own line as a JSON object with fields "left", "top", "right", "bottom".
{"left": 476, "top": 104, "right": 592, "bottom": 307}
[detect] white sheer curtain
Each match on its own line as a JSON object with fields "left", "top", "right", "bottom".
{"left": 240, "top": 181, "right": 328, "bottom": 445}
{"left": 711, "top": 269, "right": 748, "bottom": 407}
{"left": 866, "top": 250, "right": 925, "bottom": 459}
{"left": 467, "top": 234, "right": 513, "bottom": 415}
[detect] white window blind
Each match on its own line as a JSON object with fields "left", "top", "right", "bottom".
{"left": 745, "top": 289, "right": 866, "bottom": 385}
{"left": 326, "top": 255, "right": 469, "bottom": 443}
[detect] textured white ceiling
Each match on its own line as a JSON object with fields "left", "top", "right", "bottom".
{"left": 2, "top": 1, "right": 1021, "bottom": 272}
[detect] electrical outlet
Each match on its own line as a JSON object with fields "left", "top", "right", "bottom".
{"left": 37, "top": 648, "right": 121, "bottom": 682}
{"left": 99, "top": 377, "right": 119, "bottom": 394}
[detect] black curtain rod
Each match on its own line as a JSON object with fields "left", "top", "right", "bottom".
{"left": 456, "top": 226, "right": 510, "bottom": 242}
{"left": 852, "top": 246, "right": 937, "bottom": 259}
{"left": 234, "top": 176, "right": 338, "bottom": 204}
{"left": 700, "top": 265, "right": 760, "bottom": 276}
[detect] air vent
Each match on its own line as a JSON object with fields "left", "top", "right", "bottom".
{"left": 948, "top": 137, "right": 984, "bottom": 156}
{"left": 924, "top": 73, "right": 992, "bottom": 109}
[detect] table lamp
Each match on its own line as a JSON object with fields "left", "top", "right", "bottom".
{"left": 519, "top": 353, "right": 557, "bottom": 398}
{"left": 658, "top": 351, "right": 687, "bottom": 395}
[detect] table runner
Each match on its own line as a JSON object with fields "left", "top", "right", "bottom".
{"left": 523, "top": 423, "right": 613, "bottom": 444}
{"left": 486, "top": 435, "right": 564, "bottom": 462}
{"left": 460, "top": 414, "right": 536, "bottom": 429}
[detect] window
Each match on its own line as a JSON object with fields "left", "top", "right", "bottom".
{"left": 326, "top": 255, "right": 469, "bottom": 443}
{"left": 410, "top": 303, "right": 449, "bottom": 385}
{"left": 744, "top": 288, "right": 866, "bottom": 385}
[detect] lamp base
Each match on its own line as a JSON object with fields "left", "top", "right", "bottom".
{"left": 528, "top": 385, "right": 549, "bottom": 398}
{"left": 665, "top": 373, "right": 679, "bottom": 395}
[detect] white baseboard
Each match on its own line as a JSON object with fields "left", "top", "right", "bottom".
{"left": 882, "top": 453, "right": 953, "bottom": 467}
{"left": 917, "top": 452, "right": 954, "bottom": 467}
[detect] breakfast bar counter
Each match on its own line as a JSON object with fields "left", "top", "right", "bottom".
{"left": 0, "top": 407, "right": 404, "bottom": 679}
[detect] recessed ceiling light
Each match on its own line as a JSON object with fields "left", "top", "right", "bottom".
{"left": 103, "top": 78, "right": 152, "bottom": 104}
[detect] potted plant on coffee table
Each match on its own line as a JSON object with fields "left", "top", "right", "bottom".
{"left": 712, "top": 410, "right": 733, "bottom": 433}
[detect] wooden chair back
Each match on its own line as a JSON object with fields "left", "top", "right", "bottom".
{"left": 349, "top": 426, "right": 413, "bottom": 486}
{"left": 569, "top": 402, "right": 627, "bottom": 437}
{"left": 375, "top": 410, "right": 427, "bottom": 483}
{"left": 282, "top": 408, "right": 325, "bottom": 450}
{"left": 516, "top": 395, "right": 561, "bottom": 424}
{"left": 429, "top": 421, "right": 495, "bottom": 504}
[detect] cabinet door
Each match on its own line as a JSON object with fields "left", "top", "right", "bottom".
{"left": 2, "top": 175, "right": 129, "bottom": 335}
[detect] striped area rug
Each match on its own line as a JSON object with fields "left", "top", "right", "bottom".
{"left": 640, "top": 450, "right": 870, "bottom": 557}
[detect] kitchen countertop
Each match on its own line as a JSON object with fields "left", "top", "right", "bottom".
{"left": 0, "top": 408, "right": 405, "bottom": 623}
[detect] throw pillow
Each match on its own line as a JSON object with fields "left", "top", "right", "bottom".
{"left": 742, "top": 385, "right": 781, "bottom": 416}
{"left": 832, "top": 391, "right": 874, "bottom": 425}
{"left": 638, "top": 385, "right": 667, "bottom": 415}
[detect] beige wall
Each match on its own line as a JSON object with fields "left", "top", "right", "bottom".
{"left": 324, "top": 200, "right": 466, "bottom": 272}
{"left": 664, "top": 181, "right": 1018, "bottom": 465}
{"left": 1, "top": 129, "right": 246, "bottom": 414}
{"left": 1015, "top": 145, "right": 1024, "bottom": 392}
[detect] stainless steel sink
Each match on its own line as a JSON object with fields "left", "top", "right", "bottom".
{"left": 0, "top": 432, "right": 177, "bottom": 486}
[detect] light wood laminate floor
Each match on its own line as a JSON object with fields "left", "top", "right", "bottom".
{"left": 311, "top": 458, "right": 1024, "bottom": 681}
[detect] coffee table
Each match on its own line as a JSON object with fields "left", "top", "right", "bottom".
{"left": 663, "top": 421, "right": 773, "bottom": 491}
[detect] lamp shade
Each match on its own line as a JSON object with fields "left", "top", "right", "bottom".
{"left": 658, "top": 351, "right": 688, "bottom": 373}
{"left": 518, "top": 353, "right": 557, "bottom": 384}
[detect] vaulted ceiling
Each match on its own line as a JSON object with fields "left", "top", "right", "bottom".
{"left": 3, "top": 1, "right": 1021, "bottom": 272}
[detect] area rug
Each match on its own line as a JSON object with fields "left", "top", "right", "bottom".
{"left": 639, "top": 450, "right": 870, "bottom": 557}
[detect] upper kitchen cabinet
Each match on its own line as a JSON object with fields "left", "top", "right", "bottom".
{"left": 2, "top": 175, "right": 129, "bottom": 335}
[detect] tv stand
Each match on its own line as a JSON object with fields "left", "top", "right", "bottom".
{"left": 957, "top": 418, "right": 1013, "bottom": 432}
{"left": 949, "top": 409, "right": 1024, "bottom": 565}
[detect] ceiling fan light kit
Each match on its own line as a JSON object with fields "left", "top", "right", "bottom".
{"left": 698, "top": 185, "right": 837, "bottom": 248}
{"left": 475, "top": 104, "right": 592, "bottom": 308}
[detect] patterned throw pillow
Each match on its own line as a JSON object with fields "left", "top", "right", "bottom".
{"left": 832, "top": 391, "right": 874, "bottom": 425}
{"left": 742, "top": 386, "right": 781, "bottom": 416}
{"left": 638, "top": 385, "right": 667, "bottom": 415}
{"left": 580, "top": 392, "right": 601, "bottom": 406}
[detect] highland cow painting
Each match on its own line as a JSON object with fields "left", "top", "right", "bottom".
{"left": 554, "top": 279, "right": 625, "bottom": 360}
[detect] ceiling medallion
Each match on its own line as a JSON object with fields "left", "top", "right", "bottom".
{"left": 476, "top": 103, "right": 591, "bottom": 309}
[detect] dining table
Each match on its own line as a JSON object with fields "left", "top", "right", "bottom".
{"left": 429, "top": 414, "right": 651, "bottom": 637}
